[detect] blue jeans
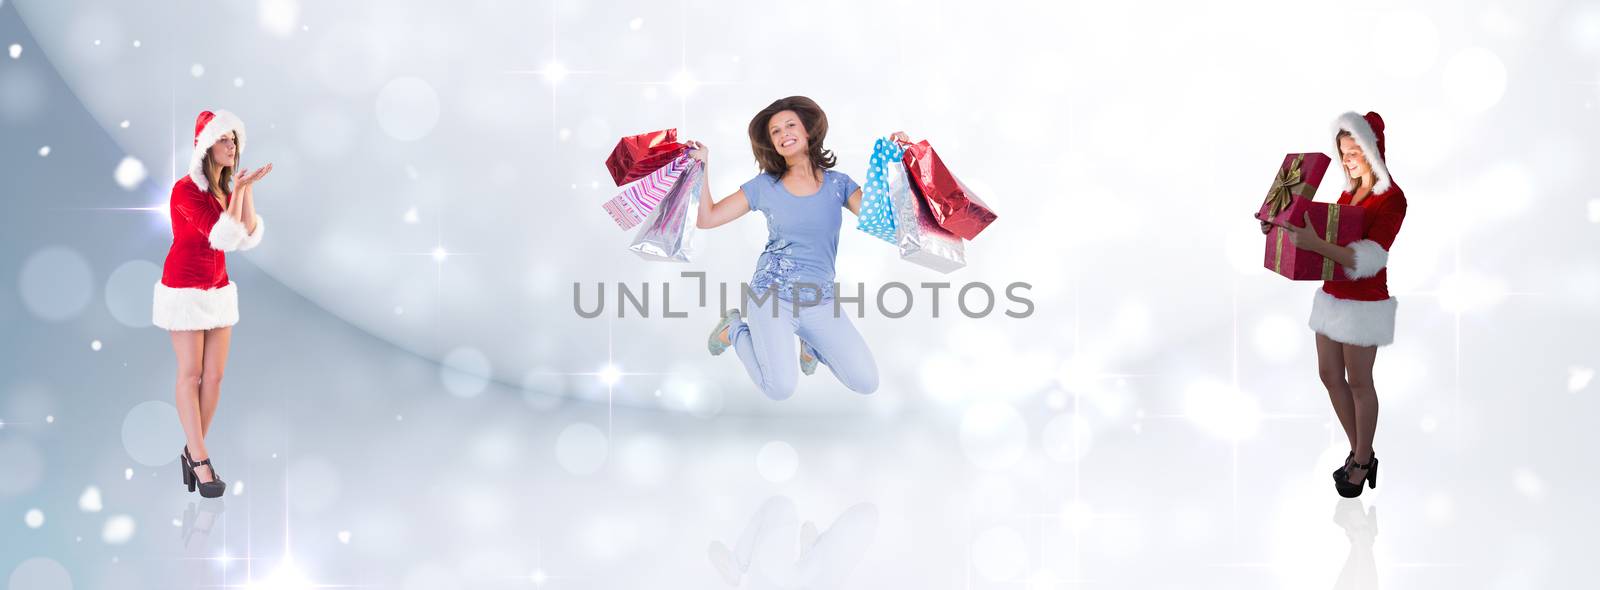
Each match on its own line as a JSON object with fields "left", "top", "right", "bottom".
{"left": 730, "top": 295, "right": 879, "bottom": 401}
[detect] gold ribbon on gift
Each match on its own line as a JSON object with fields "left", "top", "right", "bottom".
{"left": 1263, "top": 154, "right": 1318, "bottom": 219}
{"left": 1320, "top": 204, "right": 1341, "bottom": 280}
{"left": 1273, "top": 225, "right": 1285, "bottom": 274}
{"left": 1272, "top": 203, "right": 1344, "bottom": 279}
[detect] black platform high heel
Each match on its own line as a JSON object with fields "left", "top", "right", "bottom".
{"left": 184, "top": 449, "right": 227, "bottom": 498}
{"left": 1336, "top": 455, "right": 1378, "bottom": 498}
{"left": 1332, "top": 449, "right": 1376, "bottom": 482}
{"left": 180, "top": 447, "right": 191, "bottom": 489}
{"left": 1332, "top": 451, "right": 1354, "bottom": 481}
{"left": 183, "top": 446, "right": 225, "bottom": 489}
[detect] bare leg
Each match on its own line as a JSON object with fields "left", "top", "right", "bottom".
{"left": 199, "top": 327, "right": 232, "bottom": 437}
{"left": 1342, "top": 343, "right": 1380, "bottom": 484}
{"left": 1315, "top": 333, "right": 1357, "bottom": 451}
{"left": 170, "top": 331, "right": 214, "bottom": 483}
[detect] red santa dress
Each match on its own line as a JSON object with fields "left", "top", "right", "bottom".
{"left": 1308, "top": 111, "right": 1408, "bottom": 347}
{"left": 151, "top": 110, "right": 265, "bottom": 331}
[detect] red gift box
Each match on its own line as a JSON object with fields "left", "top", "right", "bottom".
{"left": 606, "top": 129, "right": 685, "bottom": 186}
{"left": 900, "top": 139, "right": 996, "bottom": 240}
{"left": 1254, "top": 152, "right": 1332, "bottom": 224}
{"left": 1263, "top": 195, "right": 1366, "bottom": 281}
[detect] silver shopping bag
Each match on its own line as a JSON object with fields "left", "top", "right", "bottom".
{"left": 628, "top": 157, "right": 704, "bottom": 262}
{"left": 889, "top": 154, "right": 966, "bottom": 273}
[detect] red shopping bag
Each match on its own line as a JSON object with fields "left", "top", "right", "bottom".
{"left": 900, "top": 139, "right": 997, "bottom": 240}
{"left": 606, "top": 128, "right": 685, "bottom": 186}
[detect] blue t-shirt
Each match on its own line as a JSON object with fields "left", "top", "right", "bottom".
{"left": 740, "top": 169, "right": 860, "bottom": 302}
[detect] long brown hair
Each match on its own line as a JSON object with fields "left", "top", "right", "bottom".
{"left": 747, "top": 96, "right": 836, "bottom": 179}
{"left": 202, "top": 133, "right": 236, "bottom": 200}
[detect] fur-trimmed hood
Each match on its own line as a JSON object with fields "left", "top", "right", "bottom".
{"left": 188, "top": 110, "right": 246, "bottom": 192}
{"left": 1332, "top": 111, "right": 1392, "bottom": 194}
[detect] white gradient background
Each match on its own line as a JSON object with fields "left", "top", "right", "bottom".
{"left": 1, "top": 0, "right": 1597, "bottom": 588}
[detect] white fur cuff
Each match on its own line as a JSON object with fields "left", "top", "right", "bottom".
{"left": 238, "top": 215, "right": 265, "bottom": 251}
{"left": 1344, "top": 239, "right": 1388, "bottom": 280}
{"left": 208, "top": 215, "right": 248, "bottom": 252}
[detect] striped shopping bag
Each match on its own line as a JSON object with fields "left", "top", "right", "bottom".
{"left": 602, "top": 153, "right": 690, "bottom": 230}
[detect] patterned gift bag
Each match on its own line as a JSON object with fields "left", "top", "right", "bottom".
{"left": 602, "top": 152, "right": 690, "bottom": 229}
{"left": 855, "top": 137, "right": 901, "bottom": 244}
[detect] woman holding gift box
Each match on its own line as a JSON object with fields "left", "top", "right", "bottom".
{"left": 1266, "top": 111, "right": 1408, "bottom": 498}
{"left": 689, "top": 96, "right": 892, "bottom": 401}
{"left": 153, "top": 109, "right": 271, "bottom": 498}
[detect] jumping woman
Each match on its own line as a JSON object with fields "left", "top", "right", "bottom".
{"left": 1265, "top": 111, "right": 1408, "bottom": 497}
{"left": 152, "top": 110, "right": 270, "bottom": 497}
{"left": 690, "top": 96, "right": 888, "bottom": 401}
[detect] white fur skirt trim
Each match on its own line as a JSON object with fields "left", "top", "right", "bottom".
{"left": 1308, "top": 289, "right": 1396, "bottom": 347}
{"left": 152, "top": 282, "right": 239, "bottom": 331}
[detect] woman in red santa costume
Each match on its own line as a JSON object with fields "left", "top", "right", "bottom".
{"left": 152, "top": 110, "right": 271, "bottom": 498}
{"left": 1269, "top": 111, "right": 1407, "bottom": 498}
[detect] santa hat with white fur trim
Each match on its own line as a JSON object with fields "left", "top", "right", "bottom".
{"left": 187, "top": 110, "right": 246, "bottom": 192}
{"left": 1332, "top": 111, "right": 1391, "bottom": 194}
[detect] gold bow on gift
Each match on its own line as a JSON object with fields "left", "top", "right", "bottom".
{"left": 1263, "top": 154, "right": 1306, "bottom": 218}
